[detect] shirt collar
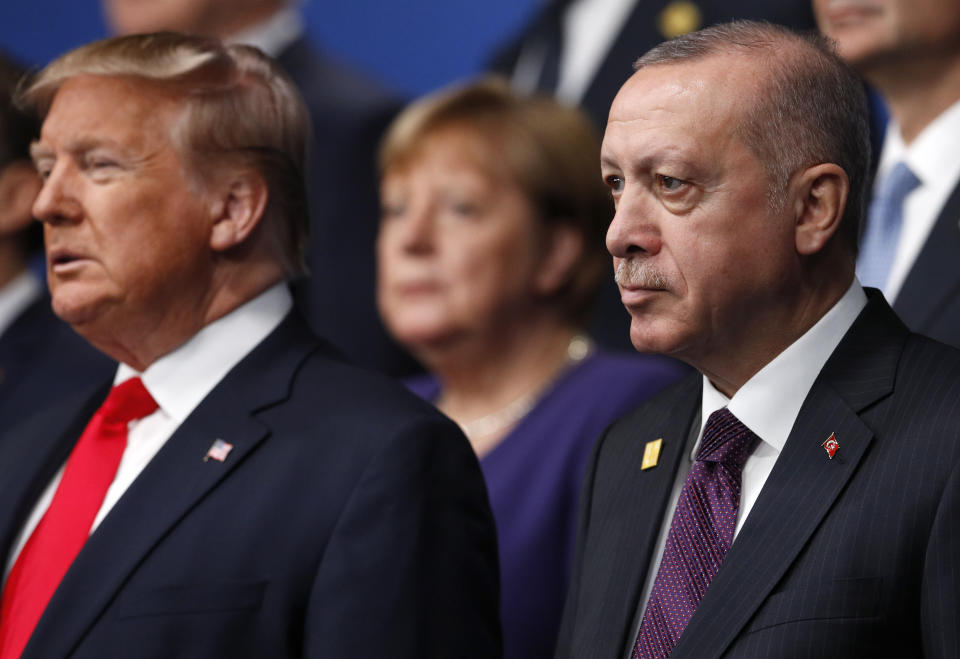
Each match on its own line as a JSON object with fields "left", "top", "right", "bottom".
{"left": 227, "top": 7, "right": 303, "bottom": 58}
{"left": 877, "top": 97, "right": 960, "bottom": 195}
{"left": 115, "top": 283, "right": 292, "bottom": 423}
{"left": 699, "top": 279, "right": 867, "bottom": 456}
{"left": 0, "top": 271, "right": 42, "bottom": 338}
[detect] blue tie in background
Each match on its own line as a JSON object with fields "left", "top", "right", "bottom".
{"left": 856, "top": 162, "right": 921, "bottom": 294}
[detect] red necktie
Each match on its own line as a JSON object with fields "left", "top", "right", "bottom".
{"left": 633, "top": 408, "right": 759, "bottom": 658}
{"left": 0, "top": 377, "right": 157, "bottom": 659}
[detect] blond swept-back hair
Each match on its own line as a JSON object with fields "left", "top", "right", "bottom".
{"left": 19, "top": 32, "right": 310, "bottom": 275}
{"left": 379, "top": 77, "right": 613, "bottom": 326}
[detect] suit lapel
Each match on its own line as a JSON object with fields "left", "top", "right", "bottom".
{"left": 579, "top": 375, "right": 701, "bottom": 658}
{"left": 0, "top": 382, "right": 109, "bottom": 570}
{"left": 21, "top": 312, "right": 322, "bottom": 659}
{"left": 671, "top": 293, "right": 907, "bottom": 657}
{"left": 893, "top": 178, "right": 960, "bottom": 332}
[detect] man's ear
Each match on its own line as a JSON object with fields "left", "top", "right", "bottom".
{"left": 534, "top": 223, "right": 583, "bottom": 296}
{"left": 792, "top": 163, "right": 848, "bottom": 256}
{"left": 209, "top": 169, "right": 269, "bottom": 253}
{"left": 0, "top": 161, "right": 42, "bottom": 236}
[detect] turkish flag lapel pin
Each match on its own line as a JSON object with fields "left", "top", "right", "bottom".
{"left": 822, "top": 433, "right": 839, "bottom": 459}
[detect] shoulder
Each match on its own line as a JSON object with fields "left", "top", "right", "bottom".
{"left": 597, "top": 370, "right": 700, "bottom": 450}
{"left": 886, "top": 333, "right": 960, "bottom": 432}
{"left": 558, "top": 350, "right": 690, "bottom": 422}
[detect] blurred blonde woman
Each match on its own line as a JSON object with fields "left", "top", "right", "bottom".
{"left": 376, "top": 78, "right": 685, "bottom": 659}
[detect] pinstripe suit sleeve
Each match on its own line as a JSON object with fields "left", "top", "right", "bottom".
{"left": 922, "top": 458, "right": 960, "bottom": 658}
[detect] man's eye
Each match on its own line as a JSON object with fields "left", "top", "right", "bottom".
{"left": 604, "top": 174, "right": 624, "bottom": 192}
{"left": 657, "top": 175, "right": 686, "bottom": 192}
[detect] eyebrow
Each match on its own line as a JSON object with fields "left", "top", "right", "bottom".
{"left": 30, "top": 137, "right": 136, "bottom": 167}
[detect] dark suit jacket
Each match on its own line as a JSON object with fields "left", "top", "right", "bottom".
{"left": 557, "top": 292, "right": 960, "bottom": 657}
{"left": 0, "top": 310, "right": 501, "bottom": 658}
{"left": 278, "top": 38, "right": 421, "bottom": 377}
{"left": 491, "top": 0, "right": 816, "bottom": 354}
{"left": 0, "top": 292, "right": 114, "bottom": 432}
{"left": 891, "top": 177, "right": 960, "bottom": 349}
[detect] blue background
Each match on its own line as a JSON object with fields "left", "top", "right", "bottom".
{"left": 0, "top": 0, "right": 541, "bottom": 97}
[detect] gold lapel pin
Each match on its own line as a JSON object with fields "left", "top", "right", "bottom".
{"left": 642, "top": 438, "right": 664, "bottom": 470}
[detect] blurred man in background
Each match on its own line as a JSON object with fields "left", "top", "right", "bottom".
{"left": 815, "top": 0, "right": 960, "bottom": 347}
{"left": 0, "top": 51, "right": 113, "bottom": 432}
{"left": 102, "top": 0, "right": 417, "bottom": 373}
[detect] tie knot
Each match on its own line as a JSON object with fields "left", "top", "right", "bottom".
{"left": 100, "top": 377, "right": 158, "bottom": 426}
{"left": 696, "top": 408, "right": 759, "bottom": 467}
{"left": 877, "top": 162, "right": 921, "bottom": 208}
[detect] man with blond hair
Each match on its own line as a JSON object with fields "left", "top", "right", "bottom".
{"left": 101, "top": 0, "right": 413, "bottom": 374}
{"left": 557, "top": 21, "right": 960, "bottom": 658}
{"left": 0, "top": 33, "right": 500, "bottom": 659}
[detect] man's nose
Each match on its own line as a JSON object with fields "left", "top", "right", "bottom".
{"left": 32, "top": 163, "right": 81, "bottom": 224}
{"left": 606, "top": 191, "right": 662, "bottom": 258}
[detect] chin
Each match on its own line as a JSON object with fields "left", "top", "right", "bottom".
{"left": 627, "top": 317, "right": 688, "bottom": 357}
{"left": 50, "top": 287, "right": 111, "bottom": 331}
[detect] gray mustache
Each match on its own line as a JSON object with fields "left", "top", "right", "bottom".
{"left": 615, "top": 259, "right": 669, "bottom": 289}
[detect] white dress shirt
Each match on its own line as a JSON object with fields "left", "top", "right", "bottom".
{"left": 872, "top": 98, "right": 960, "bottom": 302}
{"left": 0, "top": 271, "right": 42, "bottom": 339}
{"left": 626, "top": 280, "right": 868, "bottom": 653}
{"left": 557, "top": 0, "right": 637, "bottom": 104}
{"left": 4, "top": 283, "right": 292, "bottom": 579}
{"left": 511, "top": 0, "right": 637, "bottom": 104}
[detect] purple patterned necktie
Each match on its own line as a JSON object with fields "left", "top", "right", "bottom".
{"left": 633, "top": 408, "right": 760, "bottom": 658}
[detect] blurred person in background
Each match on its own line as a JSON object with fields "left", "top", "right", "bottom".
{"left": 0, "top": 51, "right": 113, "bottom": 432}
{"left": 815, "top": 0, "right": 960, "bottom": 347}
{"left": 101, "top": 0, "right": 417, "bottom": 374}
{"left": 376, "top": 77, "right": 686, "bottom": 659}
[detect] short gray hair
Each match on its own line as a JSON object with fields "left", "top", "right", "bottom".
{"left": 19, "top": 31, "right": 310, "bottom": 275}
{"left": 634, "top": 20, "right": 871, "bottom": 256}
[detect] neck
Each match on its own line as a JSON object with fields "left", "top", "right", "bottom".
{"left": 217, "top": 3, "right": 288, "bottom": 40}
{"left": 868, "top": 53, "right": 960, "bottom": 144}
{"left": 695, "top": 266, "right": 853, "bottom": 398}
{"left": 419, "top": 314, "right": 582, "bottom": 453}
{"left": 80, "top": 261, "right": 285, "bottom": 372}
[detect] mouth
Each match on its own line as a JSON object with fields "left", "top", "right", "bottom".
{"left": 396, "top": 280, "right": 441, "bottom": 296}
{"left": 619, "top": 286, "right": 666, "bottom": 308}
{"left": 47, "top": 248, "right": 90, "bottom": 274}
{"left": 821, "top": 0, "right": 883, "bottom": 26}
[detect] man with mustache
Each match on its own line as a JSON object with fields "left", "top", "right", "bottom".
{"left": 814, "top": 0, "right": 960, "bottom": 348}
{"left": 0, "top": 32, "right": 500, "bottom": 659}
{"left": 556, "top": 20, "right": 960, "bottom": 658}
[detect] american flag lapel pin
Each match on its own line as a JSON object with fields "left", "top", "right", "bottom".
{"left": 822, "top": 433, "right": 839, "bottom": 459}
{"left": 204, "top": 438, "right": 234, "bottom": 463}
